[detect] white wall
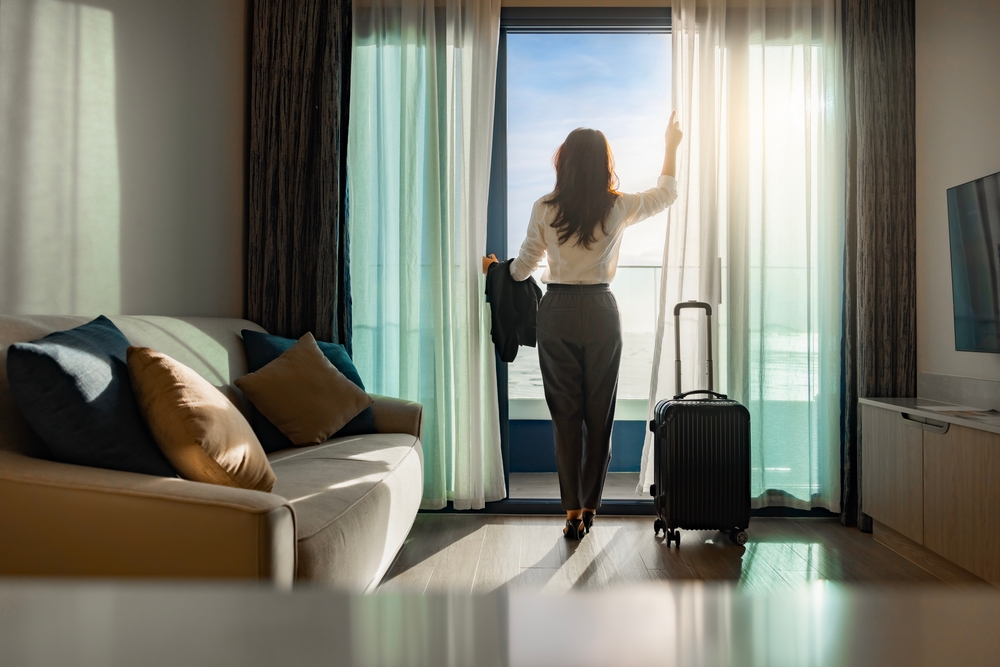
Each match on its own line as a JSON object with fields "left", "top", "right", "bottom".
{"left": 0, "top": 0, "right": 246, "bottom": 317}
{"left": 916, "top": 0, "right": 1000, "bottom": 380}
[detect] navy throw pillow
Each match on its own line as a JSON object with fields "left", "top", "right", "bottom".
{"left": 240, "top": 330, "right": 377, "bottom": 452}
{"left": 5, "top": 316, "right": 177, "bottom": 476}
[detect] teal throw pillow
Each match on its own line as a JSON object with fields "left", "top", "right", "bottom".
{"left": 5, "top": 316, "right": 177, "bottom": 476}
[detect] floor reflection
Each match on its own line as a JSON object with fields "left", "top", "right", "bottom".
{"left": 381, "top": 517, "right": 947, "bottom": 596}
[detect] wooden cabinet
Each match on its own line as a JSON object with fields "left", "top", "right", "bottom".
{"left": 861, "top": 404, "right": 924, "bottom": 543}
{"left": 861, "top": 398, "right": 1000, "bottom": 587}
{"left": 923, "top": 424, "right": 1000, "bottom": 586}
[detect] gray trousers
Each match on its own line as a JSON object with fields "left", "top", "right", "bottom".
{"left": 536, "top": 284, "right": 622, "bottom": 511}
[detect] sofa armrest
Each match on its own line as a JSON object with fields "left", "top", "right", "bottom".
{"left": 370, "top": 394, "right": 424, "bottom": 439}
{"left": 0, "top": 451, "right": 296, "bottom": 586}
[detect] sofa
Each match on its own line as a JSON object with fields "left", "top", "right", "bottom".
{"left": 0, "top": 315, "right": 424, "bottom": 591}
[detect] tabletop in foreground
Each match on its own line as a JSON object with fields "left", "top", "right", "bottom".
{"left": 1, "top": 579, "right": 998, "bottom": 667}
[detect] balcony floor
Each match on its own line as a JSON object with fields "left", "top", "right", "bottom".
{"left": 509, "top": 472, "right": 647, "bottom": 501}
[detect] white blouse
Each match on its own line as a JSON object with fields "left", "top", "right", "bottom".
{"left": 509, "top": 175, "right": 678, "bottom": 284}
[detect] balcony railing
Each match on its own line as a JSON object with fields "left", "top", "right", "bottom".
{"left": 508, "top": 265, "right": 661, "bottom": 421}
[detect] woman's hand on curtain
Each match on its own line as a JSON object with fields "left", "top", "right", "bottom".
{"left": 482, "top": 254, "right": 498, "bottom": 274}
{"left": 665, "top": 110, "right": 683, "bottom": 150}
{"left": 662, "top": 110, "right": 683, "bottom": 178}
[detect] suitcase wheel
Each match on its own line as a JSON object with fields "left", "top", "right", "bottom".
{"left": 653, "top": 519, "right": 664, "bottom": 536}
{"left": 729, "top": 529, "right": 748, "bottom": 546}
{"left": 662, "top": 528, "right": 680, "bottom": 547}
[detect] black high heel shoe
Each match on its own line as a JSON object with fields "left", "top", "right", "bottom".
{"left": 563, "top": 518, "right": 585, "bottom": 540}
{"left": 582, "top": 511, "right": 596, "bottom": 534}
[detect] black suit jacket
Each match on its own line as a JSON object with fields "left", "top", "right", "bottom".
{"left": 485, "top": 259, "right": 543, "bottom": 362}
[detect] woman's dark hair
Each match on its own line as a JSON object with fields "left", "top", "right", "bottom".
{"left": 544, "top": 128, "right": 621, "bottom": 249}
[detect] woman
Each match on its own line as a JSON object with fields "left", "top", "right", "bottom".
{"left": 486, "top": 113, "right": 683, "bottom": 539}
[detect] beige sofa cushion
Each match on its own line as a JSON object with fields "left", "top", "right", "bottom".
{"left": 236, "top": 333, "right": 373, "bottom": 446}
{"left": 269, "top": 432, "right": 423, "bottom": 590}
{"left": 128, "top": 346, "right": 275, "bottom": 493}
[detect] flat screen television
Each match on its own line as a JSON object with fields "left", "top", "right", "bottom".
{"left": 948, "top": 170, "right": 1000, "bottom": 353}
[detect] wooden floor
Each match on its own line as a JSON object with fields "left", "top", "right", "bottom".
{"left": 379, "top": 516, "right": 958, "bottom": 595}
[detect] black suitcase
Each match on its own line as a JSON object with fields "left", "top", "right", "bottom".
{"left": 649, "top": 300, "right": 751, "bottom": 547}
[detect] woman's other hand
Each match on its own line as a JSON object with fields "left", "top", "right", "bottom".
{"left": 482, "top": 254, "right": 499, "bottom": 274}
{"left": 665, "top": 110, "right": 683, "bottom": 151}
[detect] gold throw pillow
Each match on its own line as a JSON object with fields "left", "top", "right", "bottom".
{"left": 235, "top": 332, "right": 374, "bottom": 446}
{"left": 127, "top": 347, "right": 275, "bottom": 492}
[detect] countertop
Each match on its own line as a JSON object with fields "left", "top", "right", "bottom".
{"left": 859, "top": 396, "right": 1000, "bottom": 436}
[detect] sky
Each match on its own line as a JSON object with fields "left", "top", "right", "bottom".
{"left": 506, "top": 33, "right": 673, "bottom": 266}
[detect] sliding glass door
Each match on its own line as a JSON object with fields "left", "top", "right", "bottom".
{"left": 487, "top": 9, "right": 671, "bottom": 510}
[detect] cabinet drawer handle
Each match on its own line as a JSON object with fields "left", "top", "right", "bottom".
{"left": 900, "top": 412, "right": 950, "bottom": 434}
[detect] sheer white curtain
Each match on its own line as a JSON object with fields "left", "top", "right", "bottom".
{"left": 348, "top": 0, "right": 506, "bottom": 509}
{"left": 639, "top": 0, "right": 845, "bottom": 511}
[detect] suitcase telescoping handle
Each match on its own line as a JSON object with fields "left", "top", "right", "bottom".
{"left": 673, "top": 300, "right": 727, "bottom": 400}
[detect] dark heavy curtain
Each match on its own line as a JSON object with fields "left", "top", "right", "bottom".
{"left": 247, "top": 0, "right": 353, "bottom": 353}
{"left": 841, "top": 0, "right": 917, "bottom": 530}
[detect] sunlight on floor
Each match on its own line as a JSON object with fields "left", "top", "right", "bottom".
{"left": 380, "top": 517, "right": 920, "bottom": 596}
